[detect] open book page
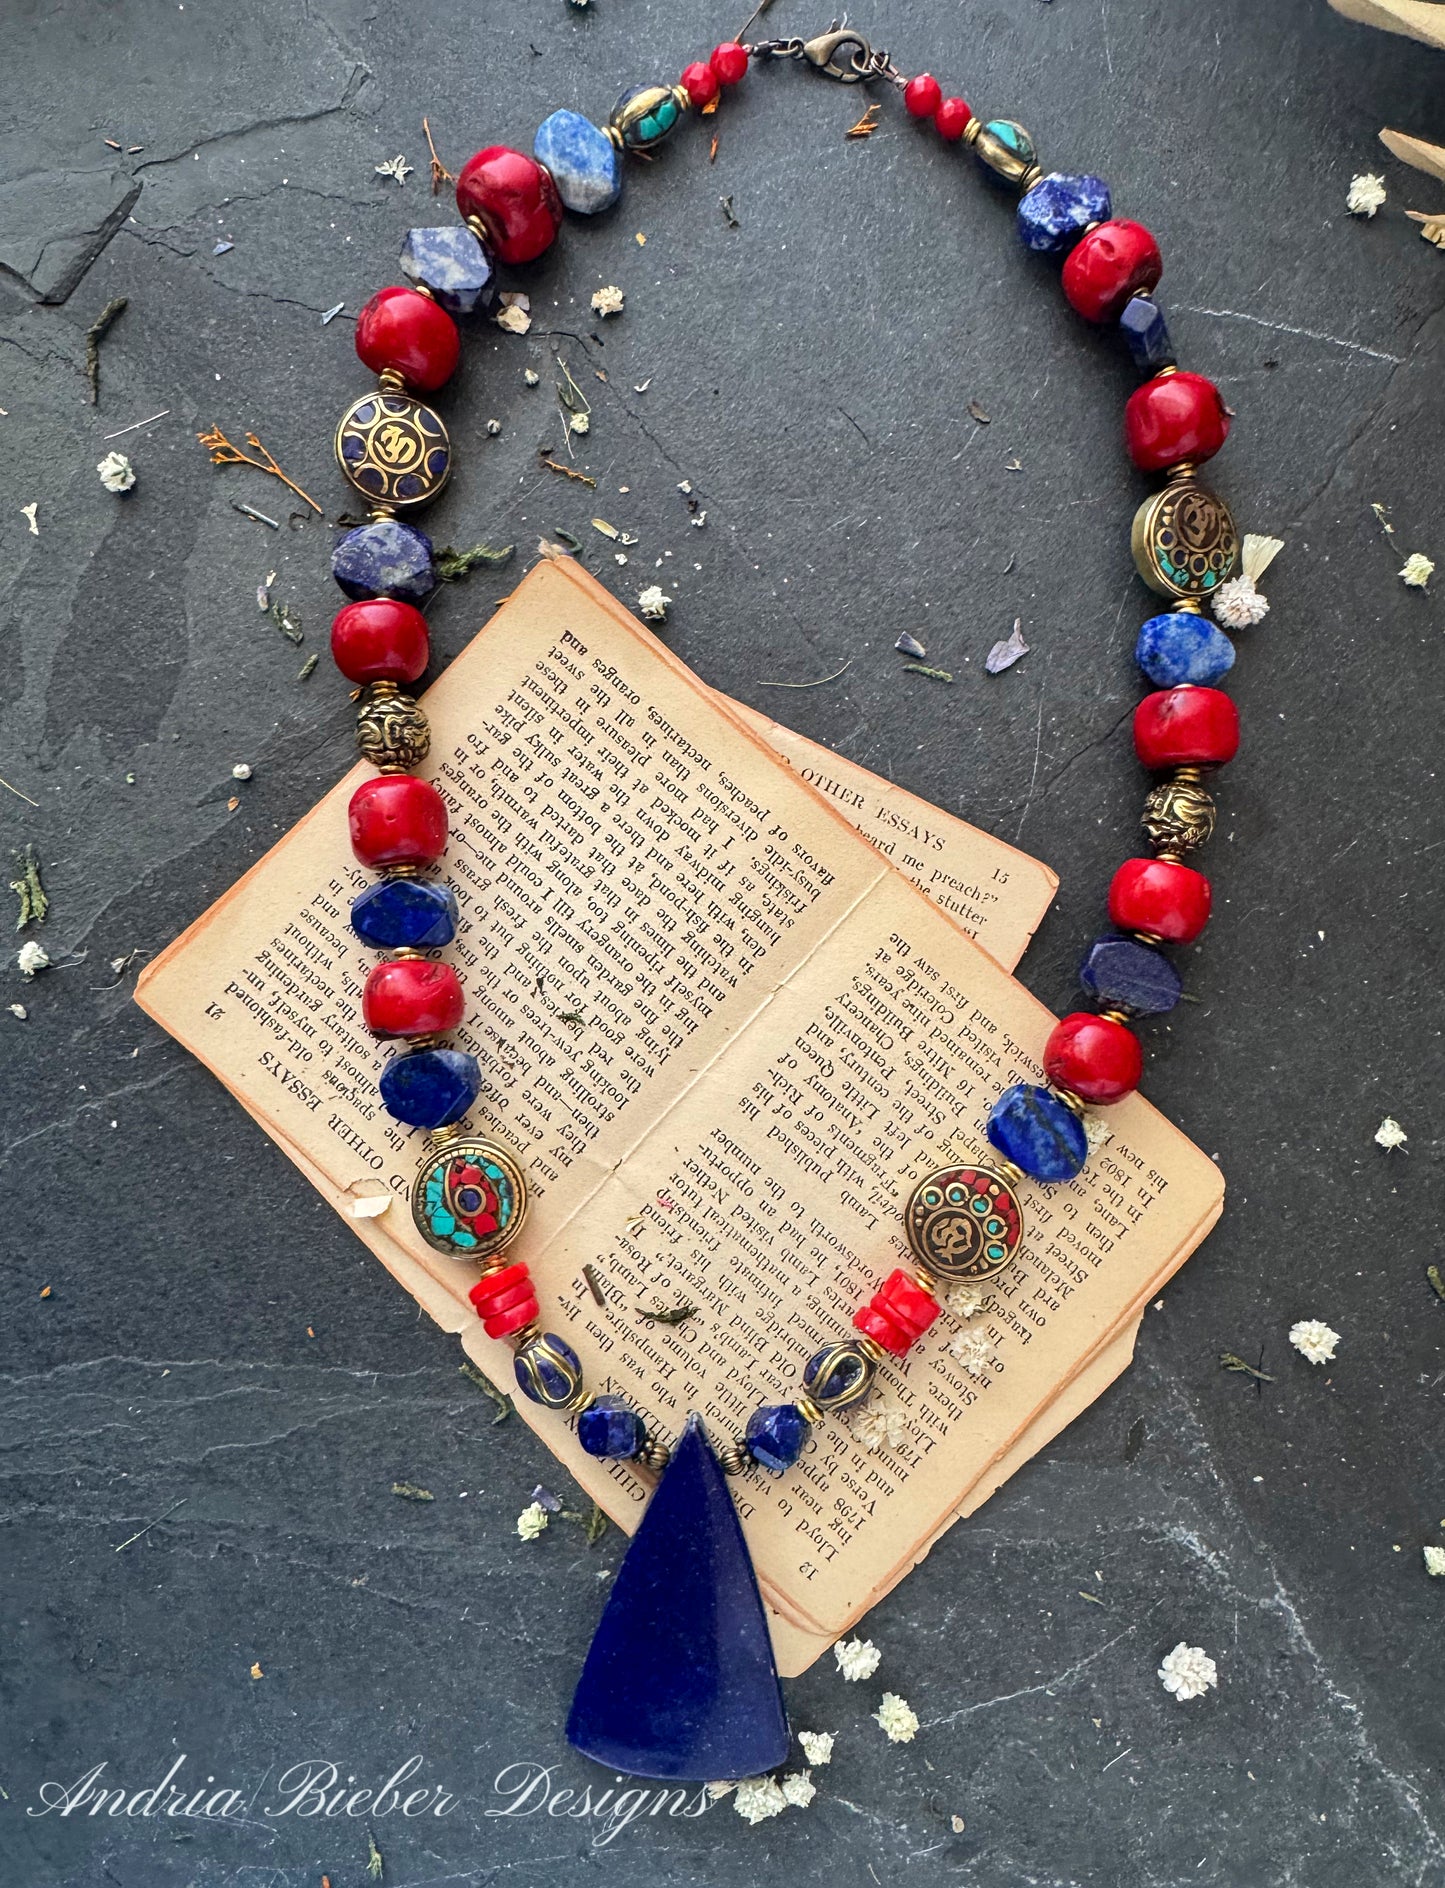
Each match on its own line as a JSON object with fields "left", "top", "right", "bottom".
{"left": 136, "top": 557, "right": 1222, "bottom": 1676}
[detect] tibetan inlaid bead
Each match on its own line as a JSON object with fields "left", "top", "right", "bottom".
{"left": 973, "top": 118, "right": 1037, "bottom": 185}
{"left": 1131, "top": 477, "right": 1239, "bottom": 600}
{"left": 351, "top": 877, "right": 458, "bottom": 952}
{"left": 609, "top": 83, "right": 686, "bottom": 152}
{"left": 1142, "top": 774, "right": 1217, "bottom": 856}
{"left": 1109, "top": 857, "right": 1212, "bottom": 944}
{"left": 1062, "top": 219, "right": 1162, "bottom": 322}
{"left": 455, "top": 146, "right": 564, "bottom": 265}
{"left": 336, "top": 391, "right": 450, "bottom": 511}
{"left": 904, "top": 1163, "right": 1024, "bottom": 1282}
{"left": 349, "top": 774, "right": 448, "bottom": 869}
{"left": 356, "top": 685, "right": 431, "bottom": 772}
{"left": 398, "top": 225, "right": 497, "bottom": 318}
{"left": 1017, "top": 172, "right": 1111, "bottom": 254}
{"left": 330, "top": 598, "right": 429, "bottom": 686}
{"left": 469, "top": 1260, "right": 540, "bottom": 1340}
{"left": 987, "top": 1083, "right": 1089, "bottom": 1183}
{"left": 1134, "top": 686, "right": 1240, "bottom": 769}
{"left": 745, "top": 1403, "right": 811, "bottom": 1474}
{"left": 854, "top": 1268, "right": 942, "bottom": 1357}
{"left": 1119, "top": 294, "right": 1175, "bottom": 372}
{"left": 362, "top": 957, "right": 465, "bottom": 1040}
{"left": 1043, "top": 1012, "right": 1143, "bottom": 1105}
{"left": 354, "top": 286, "right": 460, "bottom": 393}
{"left": 534, "top": 110, "right": 622, "bottom": 215}
{"left": 802, "top": 1341, "right": 878, "bottom": 1413}
{"left": 1125, "top": 371, "right": 1231, "bottom": 473}
{"left": 578, "top": 1393, "right": 648, "bottom": 1460}
{"left": 331, "top": 519, "right": 436, "bottom": 605}
{"left": 1135, "top": 611, "right": 1235, "bottom": 689}
{"left": 1078, "top": 934, "right": 1182, "bottom": 1015}
{"left": 514, "top": 1331, "right": 585, "bottom": 1409}
{"left": 413, "top": 1135, "right": 528, "bottom": 1259}
{"left": 379, "top": 1045, "right": 481, "bottom": 1129}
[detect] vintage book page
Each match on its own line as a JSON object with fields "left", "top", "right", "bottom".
{"left": 136, "top": 557, "right": 1222, "bottom": 1677}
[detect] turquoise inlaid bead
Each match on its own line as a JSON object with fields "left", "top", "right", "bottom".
{"left": 610, "top": 83, "right": 684, "bottom": 152}
{"left": 986, "top": 1083, "right": 1088, "bottom": 1182}
{"left": 1135, "top": 612, "right": 1237, "bottom": 687}
{"left": 534, "top": 110, "right": 622, "bottom": 215}
{"left": 974, "top": 118, "right": 1037, "bottom": 186}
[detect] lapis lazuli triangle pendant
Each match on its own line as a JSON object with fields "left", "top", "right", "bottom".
{"left": 566, "top": 1413, "right": 790, "bottom": 1781}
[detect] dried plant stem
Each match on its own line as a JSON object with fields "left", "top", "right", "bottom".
{"left": 422, "top": 116, "right": 454, "bottom": 193}
{"left": 197, "top": 426, "right": 322, "bottom": 513}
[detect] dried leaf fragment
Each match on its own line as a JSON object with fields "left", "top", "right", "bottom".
{"left": 847, "top": 102, "right": 882, "bottom": 139}
{"left": 986, "top": 620, "right": 1030, "bottom": 674}
{"left": 495, "top": 303, "right": 532, "bottom": 335}
{"left": 10, "top": 845, "right": 48, "bottom": 930}
{"left": 967, "top": 399, "right": 991, "bottom": 424}
{"left": 895, "top": 632, "right": 926, "bottom": 658}
{"left": 391, "top": 1481, "right": 435, "bottom": 1501}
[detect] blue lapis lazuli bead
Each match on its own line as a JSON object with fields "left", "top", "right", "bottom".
{"left": 378, "top": 1047, "right": 481, "bottom": 1129}
{"left": 513, "top": 1332, "right": 582, "bottom": 1408}
{"left": 987, "top": 1083, "right": 1089, "bottom": 1183}
{"left": 578, "top": 1393, "right": 647, "bottom": 1460}
{"left": 745, "top": 1403, "right": 811, "bottom": 1475}
{"left": 1017, "top": 172, "right": 1111, "bottom": 254}
{"left": 802, "top": 1345, "right": 871, "bottom": 1406}
{"left": 1119, "top": 294, "right": 1175, "bottom": 372}
{"left": 534, "top": 110, "right": 622, "bottom": 215}
{"left": 1079, "top": 935, "right": 1182, "bottom": 1016}
{"left": 351, "top": 878, "right": 458, "bottom": 951}
{"left": 399, "top": 225, "right": 497, "bottom": 317}
{"left": 1135, "top": 612, "right": 1237, "bottom": 688}
{"left": 332, "top": 520, "right": 435, "bottom": 605}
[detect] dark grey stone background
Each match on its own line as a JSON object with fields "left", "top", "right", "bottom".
{"left": 2, "top": 1, "right": 1443, "bottom": 1883}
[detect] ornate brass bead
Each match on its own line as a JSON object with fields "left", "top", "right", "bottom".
{"left": 1131, "top": 474, "right": 1240, "bottom": 601}
{"left": 636, "top": 1435, "right": 671, "bottom": 1472}
{"left": 717, "top": 1442, "right": 751, "bottom": 1477}
{"left": 357, "top": 684, "right": 431, "bottom": 772}
{"left": 801, "top": 1340, "right": 878, "bottom": 1415}
{"left": 336, "top": 388, "right": 451, "bottom": 512}
{"left": 512, "top": 1330, "right": 590, "bottom": 1411}
{"left": 608, "top": 82, "right": 687, "bottom": 151}
{"left": 1142, "top": 773, "right": 1217, "bottom": 856}
{"left": 972, "top": 118, "right": 1038, "bottom": 185}
{"left": 905, "top": 1162, "right": 1026, "bottom": 1283}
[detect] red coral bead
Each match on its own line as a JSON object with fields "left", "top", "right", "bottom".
{"left": 1061, "top": 219, "right": 1163, "bottom": 323}
{"left": 1124, "top": 371, "right": 1231, "bottom": 472}
{"left": 1044, "top": 1012, "right": 1144, "bottom": 1104}
{"left": 934, "top": 96, "right": 972, "bottom": 140}
{"left": 362, "top": 958, "right": 465, "bottom": 1039}
{"left": 1108, "top": 857, "right": 1212, "bottom": 944}
{"left": 904, "top": 73, "right": 943, "bottom": 118}
{"left": 710, "top": 40, "right": 749, "bottom": 84}
{"left": 354, "top": 286, "right": 460, "bottom": 393}
{"left": 330, "top": 598, "right": 430, "bottom": 686}
{"left": 854, "top": 1267, "right": 941, "bottom": 1356}
{"left": 1133, "top": 686, "right": 1240, "bottom": 769}
{"left": 455, "top": 146, "right": 563, "bottom": 266}
{"left": 681, "top": 59, "right": 719, "bottom": 106}
{"left": 348, "top": 775, "right": 448, "bottom": 870}
{"left": 470, "top": 1262, "right": 539, "bottom": 1339}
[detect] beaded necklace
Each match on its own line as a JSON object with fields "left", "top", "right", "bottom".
{"left": 323, "top": 24, "right": 1251, "bottom": 1780}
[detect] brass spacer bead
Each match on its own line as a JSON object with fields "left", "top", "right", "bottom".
{"left": 853, "top": 1335, "right": 888, "bottom": 1366}
{"left": 1164, "top": 459, "right": 1197, "bottom": 483}
{"left": 604, "top": 123, "right": 625, "bottom": 151}
{"left": 1174, "top": 598, "right": 1204, "bottom": 614}
{"left": 424, "top": 1121, "right": 470, "bottom": 1155}
{"left": 668, "top": 83, "right": 691, "bottom": 113}
{"left": 568, "top": 1389, "right": 597, "bottom": 1417}
{"left": 1173, "top": 765, "right": 1206, "bottom": 784}
{"left": 1017, "top": 163, "right": 1043, "bottom": 193}
{"left": 794, "top": 1393, "right": 824, "bottom": 1427}
{"left": 375, "top": 761, "right": 410, "bottom": 775}
{"left": 1156, "top": 364, "right": 1180, "bottom": 378}
{"left": 389, "top": 947, "right": 427, "bottom": 961}
{"left": 717, "top": 1442, "right": 751, "bottom": 1477}
{"left": 1132, "top": 931, "right": 1165, "bottom": 948}
{"left": 990, "top": 1156, "right": 1028, "bottom": 1189}
{"left": 507, "top": 1320, "right": 541, "bottom": 1352}
{"left": 411, "top": 283, "right": 436, "bottom": 302}
{"left": 636, "top": 1435, "right": 671, "bottom": 1472}
{"left": 383, "top": 862, "right": 425, "bottom": 880}
{"left": 377, "top": 368, "right": 407, "bottom": 394}
{"left": 369, "top": 504, "right": 398, "bottom": 522}
{"left": 909, "top": 1269, "right": 938, "bottom": 1298}
{"left": 1099, "top": 1007, "right": 1132, "bottom": 1026}
{"left": 961, "top": 116, "right": 982, "bottom": 146}
{"left": 464, "top": 213, "right": 493, "bottom": 244}
{"left": 360, "top": 679, "right": 402, "bottom": 701}
{"left": 1152, "top": 847, "right": 1186, "bottom": 864}
{"left": 1052, "top": 1085, "right": 1088, "bottom": 1119}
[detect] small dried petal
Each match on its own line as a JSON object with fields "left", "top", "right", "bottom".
{"left": 515, "top": 1500, "right": 549, "bottom": 1540}
{"left": 780, "top": 1771, "right": 816, "bottom": 1808}
{"left": 523, "top": 368, "right": 540, "bottom": 386}
{"left": 590, "top": 284, "right": 625, "bottom": 317}
{"left": 943, "top": 1280, "right": 989, "bottom": 1320}
{"left": 1424, "top": 1546, "right": 1445, "bottom": 1577}
{"left": 569, "top": 411, "right": 590, "bottom": 435}
{"left": 949, "top": 1327, "right": 997, "bottom": 1379}
{"left": 849, "top": 1400, "right": 909, "bottom": 1453}
{"left": 231, "top": 762, "right": 253, "bottom": 781}
{"left": 17, "top": 940, "right": 49, "bottom": 977}
{"left": 1240, "top": 532, "right": 1284, "bottom": 584}
{"left": 732, "top": 1776, "right": 788, "bottom": 1824}
{"left": 637, "top": 584, "right": 671, "bottom": 622}
{"left": 895, "top": 632, "right": 926, "bottom": 658}
{"left": 1346, "top": 172, "right": 1386, "bottom": 217}
{"left": 495, "top": 303, "right": 532, "bottom": 336}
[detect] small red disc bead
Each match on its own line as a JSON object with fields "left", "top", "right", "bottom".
{"left": 710, "top": 40, "right": 749, "bottom": 84}
{"left": 854, "top": 1268, "right": 941, "bottom": 1357}
{"left": 681, "top": 59, "right": 720, "bottom": 106}
{"left": 1133, "top": 686, "right": 1240, "bottom": 770}
{"left": 354, "top": 286, "right": 460, "bottom": 393}
{"left": 1124, "top": 371, "right": 1231, "bottom": 473}
{"left": 470, "top": 1262, "right": 540, "bottom": 1340}
{"left": 348, "top": 775, "right": 448, "bottom": 870}
{"left": 362, "top": 958, "right": 465, "bottom": 1039}
{"left": 1109, "top": 857, "right": 1212, "bottom": 944}
{"left": 1044, "top": 1012, "right": 1144, "bottom": 1104}
{"left": 330, "top": 598, "right": 430, "bottom": 686}
{"left": 934, "top": 96, "right": 973, "bottom": 140}
{"left": 904, "top": 72, "right": 943, "bottom": 118}
{"left": 1061, "top": 219, "right": 1162, "bottom": 323}
{"left": 455, "top": 146, "right": 563, "bottom": 266}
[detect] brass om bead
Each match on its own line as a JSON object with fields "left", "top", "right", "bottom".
{"left": 1142, "top": 772, "right": 1217, "bottom": 858}
{"left": 356, "top": 682, "right": 431, "bottom": 772}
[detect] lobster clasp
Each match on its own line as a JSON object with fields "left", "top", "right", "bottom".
{"left": 801, "top": 26, "right": 873, "bottom": 81}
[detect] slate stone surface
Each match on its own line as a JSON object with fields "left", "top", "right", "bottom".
{"left": 2, "top": 1, "right": 1444, "bottom": 1883}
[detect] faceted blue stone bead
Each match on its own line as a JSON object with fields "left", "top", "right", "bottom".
{"left": 745, "top": 1403, "right": 811, "bottom": 1475}
{"left": 350, "top": 877, "right": 458, "bottom": 951}
{"left": 1135, "top": 611, "right": 1237, "bottom": 688}
{"left": 332, "top": 520, "right": 435, "bottom": 605}
{"left": 534, "top": 110, "right": 622, "bottom": 215}
{"left": 1119, "top": 294, "right": 1175, "bottom": 372}
{"left": 1079, "top": 934, "right": 1182, "bottom": 1016}
{"left": 577, "top": 1393, "right": 647, "bottom": 1460}
{"left": 378, "top": 1047, "right": 481, "bottom": 1129}
{"left": 399, "top": 225, "right": 497, "bottom": 317}
{"left": 987, "top": 1083, "right": 1089, "bottom": 1183}
{"left": 513, "top": 1332, "right": 583, "bottom": 1408}
{"left": 1017, "top": 172, "right": 1111, "bottom": 253}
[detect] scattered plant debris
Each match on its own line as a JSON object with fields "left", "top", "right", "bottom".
{"left": 847, "top": 102, "right": 882, "bottom": 139}
{"left": 757, "top": 658, "right": 852, "bottom": 689}
{"left": 375, "top": 153, "right": 413, "bottom": 186}
{"left": 637, "top": 1296, "right": 697, "bottom": 1327}
{"left": 1375, "top": 1115, "right": 1408, "bottom": 1150}
{"left": 366, "top": 1829, "right": 384, "bottom": 1880}
{"left": 1219, "top": 1350, "right": 1274, "bottom": 1382}
{"left": 1405, "top": 209, "right": 1445, "bottom": 250}
{"left": 320, "top": 301, "right": 346, "bottom": 325}
{"left": 582, "top": 1264, "right": 607, "bottom": 1306}
{"left": 297, "top": 652, "right": 319, "bottom": 681}
{"left": 539, "top": 453, "right": 597, "bottom": 486}
{"left": 986, "top": 619, "right": 1030, "bottom": 674}
{"left": 422, "top": 116, "right": 453, "bottom": 192}
{"left": 903, "top": 661, "right": 953, "bottom": 683}
{"left": 1123, "top": 1417, "right": 1146, "bottom": 1463}
{"left": 720, "top": 194, "right": 740, "bottom": 228}
{"left": 967, "top": 399, "right": 991, "bottom": 424}
{"left": 1427, "top": 1264, "right": 1445, "bottom": 1302}
{"left": 895, "top": 632, "right": 926, "bottom": 658}
{"left": 232, "top": 500, "right": 281, "bottom": 529}
{"left": 458, "top": 1361, "right": 512, "bottom": 1421}
{"left": 10, "top": 846, "right": 48, "bottom": 930}
{"left": 270, "top": 601, "right": 304, "bottom": 645}
{"left": 104, "top": 409, "right": 170, "bottom": 440}
{"left": 591, "top": 284, "right": 625, "bottom": 317}
{"left": 198, "top": 426, "right": 322, "bottom": 513}
{"left": 21, "top": 502, "right": 38, "bottom": 536}
{"left": 97, "top": 450, "right": 136, "bottom": 493}
{"left": 435, "top": 541, "right": 515, "bottom": 580}
{"left": 84, "top": 296, "right": 128, "bottom": 403}
{"left": 391, "top": 1481, "right": 435, "bottom": 1502}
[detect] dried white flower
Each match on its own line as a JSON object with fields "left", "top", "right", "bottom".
{"left": 590, "top": 284, "right": 625, "bottom": 317}
{"left": 97, "top": 450, "right": 136, "bottom": 493}
{"left": 485, "top": 419, "right": 501, "bottom": 436}
{"left": 1375, "top": 1116, "right": 1408, "bottom": 1150}
{"left": 1424, "top": 1546, "right": 1445, "bottom": 1577}
{"left": 943, "top": 1280, "right": 989, "bottom": 1321}
{"left": 834, "top": 1636, "right": 881, "bottom": 1682}
{"left": 515, "top": 1500, "right": 549, "bottom": 1541}
{"left": 8, "top": 1002, "right": 27, "bottom": 1020}
{"left": 495, "top": 303, "right": 532, "bottom": 336}
{"left": 637, "top": 584, "right": 671, "bottom": 622}
{"left": 1346, "top": 172, "right": 1387, "bottom": 217}
{"left": 732, "top": 1776, "right": 788, "bottom": 1824}
{"left": 1289, "top": 1318, "right": 1340, "bottom": 1366}
{"left": 374, "top": 153, "right": 413, "bottom": 186}
{"left": 873, "top": 1692, "right": 920, "bottom": 1743}
{"left": 949, "top": 1326, "right": 997, "bottom": 1379}
{"left": 706, "top": 1779, "right": 736, "bottom": 1799}
{"left": 849, "top": 1400, "right": 909, "bottom": 1453}
{"left": 21, "top": 501, "right": 38, "bottom": 536}
{"left": 1241, "top": 532, "right": 1285, "bottom": 584}
{"left": 1158, "top": 1642, "right": 1217, "bottom": 1701}
{"left": 17, "top": 940, "right": 49, "bottom": 978}
{"left": 523, "top": 368, "right": 540, "bottom": 386}
{"left": 1400, "top": 552, "right": 1435, "bottom": 588}
{"left": 780, "top": 1771, "right": 816, "bottom": 1808}
{"left": 1212, "top": 575, "right": 1269, "bottom": 629}
{"left": 797, "top": 1730, "right": 834, "bottom": 1765}
{"left": 569, "top": 411, "right": 590, "bottom": 435}
{"left": 1084, "top": 1112, "right": 1114, "bottom": 1152}
{"left": 231, "top": 762, "right": 252, "bottom": 781}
